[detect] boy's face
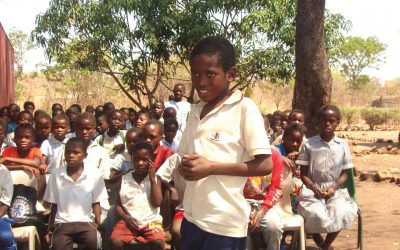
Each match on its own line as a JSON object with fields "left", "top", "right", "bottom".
{"left": 143, "top": 124, "right": 162, "bottom": 149}
{"left": 52, "top": 119, "right": 69, "bottom": 141}
{"left": 289, "top": 113, "right": 305, "bottom": 126}
{"left": 190, "top": 54, "right": 236, "bottom": 104}
{"left": 135, "top": 114, "right": 149, "bottom": 129}
{"left": 283, "top": 131, "right": 303, "bottom": 154}
{"left": 132, "top": 149, "right": 151, "bottom": 174}
{"left": 128, "top": 111, "right": 137, "bottom": 124}
{"left": 76, "top": 119, "right": 96, "bottom": 142}
{"left": 122, "top": 109, "right": 129, "bottom": 121}
{"left": 35, "top": 118, "right": 51, "bottom": 140}
{"left": 109, "top": 112, "right": 124, "bottom": 130}
{"left": 152, "top": 103, "right": 164, "bottom": 118}
{"left": 126, "top": 132, "right": 142, "bottom": 155}
{"left": 18, "top": 113, "right": 33, "bottom": 125}
{"left": 96, "top": 116, "right": 109, "bottom": 134}
{"left": 15, "top": 129, "right": 34, "bottom": 151}
{"left": 8, "top": 105, "right": 20, "bottom": 122}
{"left": 164, "top": 124, "right": 177, "bottom": 143}
{"left": 65, "top": 142, "right": 86, "bottom": 167}
{"left": 272, "top": 120, "right": 282, "bottom": 133}
{"left": 173, "top": 86, "right": 185, "bottom": 102}
{"left": 318, "top": 110, "right": 339, "bottom": 138}
{"left": 24, "top": 104, "right": 34, "bottom": 114}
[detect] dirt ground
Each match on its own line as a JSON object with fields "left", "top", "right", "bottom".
{"left": 305, "top": 130, "right": 400, "bottom": 250}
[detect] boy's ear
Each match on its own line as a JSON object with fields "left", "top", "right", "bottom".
{"left": 227, "top": 67, "right": 237, "bottom": 82}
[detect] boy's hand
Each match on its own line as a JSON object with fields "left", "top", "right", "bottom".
{"left": 310, "top": 185, "right": 324, "bottom": 199}
{"left": 180, "top": 153, "right": 213, "bottom": 181}
{"left": 113, "top": 144, "right": 125, "bottom": 155}
{"left": 287, "top": 151, "right": 299, "bottom": 161}
{"left": 39, "top": 164, "right": 48, "bottom": 174}
{"left": 249, "top": 207, "right": 267, "bottom": 232}
{"left": 44, "top": 232, "right": 52, "bottom": 245}
{"left": 126, "top": 217, "right": 141, "bottom": 231}
{"left": 23, "top": 166, "right": 41, "bottom": 177}
{"left": 148, "top": 160, "right": 156, "bottom": 181}
{"left": 282, "top": 156, "right": 297, "bottom": 173}
{"left": 0, "top": 157, "right": 6, "bottom": 164}
{"left": 323, "top": 184, "right": 338, "bottom": 200}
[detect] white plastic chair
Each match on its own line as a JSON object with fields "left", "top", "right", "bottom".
{"left": 12, "top": 226, "right": 40, "bottom": 250}
{"left": 275, "top": 165, "right": 305, "bottom": 250}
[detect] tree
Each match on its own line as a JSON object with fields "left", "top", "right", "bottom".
{"left": 292, "top": 0, "right": 332, "bottom": 136}
{"left": 336, "top": 36, "right": 386, "bottom": 91}
{"left": 33, "top": 0, "right": 348, "bottom": 108}
{"left": 8, "top": 28, "right": 35, "bottom": 78}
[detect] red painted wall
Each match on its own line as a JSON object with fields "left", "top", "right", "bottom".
{"left": 0, "top": 22, "right": 15, "bottom": 107}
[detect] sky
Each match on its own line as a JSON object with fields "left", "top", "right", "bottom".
{"left": 0, "top": 0, "right": 399, "bottom": 81}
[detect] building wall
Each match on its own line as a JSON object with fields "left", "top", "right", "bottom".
{"left": 0, "top": 22, "right": 15, "bottom": 107}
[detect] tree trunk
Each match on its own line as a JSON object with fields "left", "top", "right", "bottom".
{"left": 293, "top": 0, "right": 332, "bottom": 136}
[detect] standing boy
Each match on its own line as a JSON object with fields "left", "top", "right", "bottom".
{"left": 178, "top": 36, "right": 272, "bottom": 249}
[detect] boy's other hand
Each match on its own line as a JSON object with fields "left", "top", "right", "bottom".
{"left": 24, "top": 166, "right": 41, "bottom": 177}
{"left": 249, "top": 207, "right": 267, "bottom": 232}
{"left": 282, "top": 156, "right": 297, "bottom": 173}
{"left": 148, "top": 160, "right": 156, "bottom": 181}
{"left": 180, "top": 153, "right": 213, "bottom": 181}
{"left": 126, "top": 217, "right": 141, "bottom": 231}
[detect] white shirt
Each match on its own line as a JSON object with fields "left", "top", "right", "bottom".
{"left": 111, "top": 151, "right": 133, "bottom": 174}
{"left": 157, "top": 154, "right": 185, "bottom": 210}
{"left": 0, "top": 164, "right": 13, "bottom": 208}
{"left": 44, "top": 164, "right": 107, "bottom": 223}
{"left": 164, "top": 100, "right": 191, "bottom": 136}
{"left": 94, "top": 130, "right": 126, "bottom": 159}
{"left": 161, "top": 138, "right": 179, "bottom": 152}
{"left": 120, "top": 173, "right": 162, "bottom": 225}
{"left": 85, "top": 141, "right": 112, "bottom": 180}
{"left": 40, "top": 135, "right": 69, "bottom": 174}
{"left": 178, "top": 90, "right": 271, "bottom": 237}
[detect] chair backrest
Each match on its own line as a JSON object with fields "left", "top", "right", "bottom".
{"left": 10, "top": 170, "right": 37, "bottom": 189}
{"left": 341, "top": 168, "right": 357, "bottom": 203}
{"left": 275, "top": 164, "right": 293, "bottom": 216}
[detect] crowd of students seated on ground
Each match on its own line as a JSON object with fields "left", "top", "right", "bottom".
{"left": 0, "top": 36, "right": 357, "bottom": 250}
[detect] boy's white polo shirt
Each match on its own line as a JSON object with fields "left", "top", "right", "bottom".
{"left": 0, "top": 164, "right": 13, "bottom": 208}
{"left": 85, "top": 141, "right": 112, "bottom": 180}
{"left": 40, "top": 135, "right": 69, "bottom": 174}
{"left": 178, "top": 90, "right": 271, "bottom": 237}
{"left": 44, "top": 164, "right": 107, "bottom": 223}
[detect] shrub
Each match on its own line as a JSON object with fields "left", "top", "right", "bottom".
{"left": 340, "top": 107, "right": 359, "bottom": 127}
{"left": 359, "top": 107, "right": 396, "bottom": 130}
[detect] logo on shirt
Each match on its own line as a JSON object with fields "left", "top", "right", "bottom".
{"left": 210, "top": 132, "right": 220, "bottom": 141}
{"left": 10, "top": 196, "right": 31, "bottom": 223}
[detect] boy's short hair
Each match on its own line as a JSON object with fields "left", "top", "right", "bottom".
{"left": 138, "top": 109, "right": 153, "bottom": 119}
{"left": 85, "top": 105, "right": 95, "bottom": 113}
{"left": 95, "top": 111, "right": 107, "bottom": 119}
{"left": 318, "top": 104, "right": 341, "bottom": 121}
{"left": 76, "top": 112, "right": 96, "bottom": 125}
{"left": 127, "top": 127, "right": 143, "bottom": 138}
{"left": 164, "top": 118, "right": 178, "bottom": 129}
{"left": 66, "top": 137, "right": 89, "bottom": 152}
{"left": 52, "top": 103, "right": 63, "bottom": 111}
{"left": 35, "top": 113, "right": 52, "bottom": 123}
{"left": 108, "top": 109, "right": 124, "bottom": 119}
{"left": 103, "top": 102, "right": 115, "bottom": 110}
{"left": 174, "top": 83, "right": 185, "bottom": 89}
{"left": 23, "top": 101, "right": 35, "bottom": 109}
{"left": 144, "top": 119, "right": 164, "bottom": 135}
{"left": 131, "top": 141, "right": 155, "bottom": 159}
{"left": 289, "top": 109, "right": 305, "bottom": 117}
{"left": 18, "top": 111, "right": 33, "bottom": 121}
{"left": 190, "top": 36, "right": 236, "bottom": 72}
{"left": 34, "top": 109, "right": 47, "bottom": 119}
{"left": 128, "top": 108, "right": 137, "bottom": 113}
{"left": 283, "top": 123, "right": 305, "bottom": 139}
{"left": 163, "top": 107, "right": 176, "bottom": 116}
{"left": 14, "top": 123, "right": 35, "bottom": 136}
{"left": 70, "top": 104, "right": 82, "bottom": 113}
{"left": 52, "top": 114, "right": 70, "bottom": 125}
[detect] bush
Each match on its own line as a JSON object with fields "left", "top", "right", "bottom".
{"left": 340, "top": 107, "right": 359, "bottom": 126}
{"left": 360, "top": 107, "right": 398, "bottom": 130}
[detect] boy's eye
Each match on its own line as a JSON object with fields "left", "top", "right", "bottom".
{"left": 191, "top": 72, "right": 199, "bottom": 77}
{"left": 208, "top": 72, "right": 216, "bottom": 77}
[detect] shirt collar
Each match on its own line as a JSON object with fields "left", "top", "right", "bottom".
{"left": 60, "top": 164, "right": 89, "bottom": 182}
{"left": 49, "top": 134, "right": 69, "bottom": 144}
{"left": 317, "top": 135, "right": 340, "bottom": 145}
{"left": 195, "top": 90, "right": 244, "bottom": 118}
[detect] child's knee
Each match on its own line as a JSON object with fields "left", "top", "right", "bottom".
{"left": 110, "top": 238, "right": 124, "bottom": 249}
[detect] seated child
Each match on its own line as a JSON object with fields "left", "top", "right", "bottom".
{"left": 142, "top": 119, "right": 174, "bottom": 170}
{"left": 110, "top": 142, "right": 164, "bottom": 250}
{"left": 95, "top": 112, "right": 109, "bottom": 138}
{"left": 110, "top": 127, "right": 143, "bottom": 183}
{"left": 161, "top": 118, "right": 179, "bottom": 152}
{"left": 34, "top": 113, "right": 52, "bottom": 147}
{"left": 296, "top": 105, "right": 357, "bottom": 250}
{"left": 6, "top": 110, "right": 34, "bottom": 147}
{"left": 40, "top": 114, "right": 70, "bottom": 175}
{"left": 94, "top": 110, "right": 126, "bottom": 159}
{"left": 244, "top": 149, "right": 284, "bottom": 250}
{"left": 0, "top": 164, "right": 16, "bottom": 250}
{"left": 135, "top": 109, "right": 152, "bottom": 129}
{"left": 44, "top": 137, "right": 107, "bottom": 250}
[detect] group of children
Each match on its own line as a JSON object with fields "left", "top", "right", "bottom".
{"left": 0, "top": 36, "right": 357, "bottom": 250}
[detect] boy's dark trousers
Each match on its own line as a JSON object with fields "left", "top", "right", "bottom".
{"left": 51, "top": 222, "right": 99, "bottom": 250}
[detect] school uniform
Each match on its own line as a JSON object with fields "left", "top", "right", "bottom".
{"left": 40, "top": 135, "right": 69, "bottom": 174}
{"left": 178, "top": 90, "right": 271, "bottom": 248}
{"left": 110, "top": 173, "right": 164, "bottom": 244}
{"left": 111, "top": 151, "right": 132, "bottom": 174}
{"left": 94, "top": 130, "right": 126, "bottom": 159}
{"left": 153, "top": 145, "right": 174, "bottom": 171}
{"left": 296, "top": 135, "right": 357, "bottom": 233}
{"left": 161, "top": 138, "right": 179, "bottom": 153}
{"left": 44, "top": 164, "right": 107, "bottom": 250}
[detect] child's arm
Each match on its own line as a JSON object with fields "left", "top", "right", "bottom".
{"left": 180, "top": 153, "right": 272, "bottom": 181}
{"left": 92, "top": 202, "right": 101, "bottom": 227}
{"left": 45, "top": 203, "right": 57, "bottom": 244}
{"left": 1, "top": 157, "right": 41, "bottom": 176}
{"left": 148, "top": 160, "right": 163, "bottom": 208}
{"left": 0, "top": 203, "right": 8, "bottom": 218}
{"left": 324, "top": 169, "right": 349, "bottom": 199}
{"left": 160, "top": 179, "right": 180, "bottom": 207}
{"left": 109, "top": 169, "right": 123, "bottom": 184}
{"left": 300, "top": 165, "right": 324, "bottom": 199}
{"left": 0, "top": 156, "right": 41, "bottom": 168}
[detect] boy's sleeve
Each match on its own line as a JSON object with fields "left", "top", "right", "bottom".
{"left": 157, "top": 153, "right": 181, "bottom": 182}
{"left": 262, "top": 150, "right": 284, "bottom": 210}
{"left": 40, "top": 140, "right": 50, "bottom": 157}
{"left": 0, "top": 165, "right": 13, "bottom": 206}
{"left": 31, "top": 148, "right": 43, "bottom": 159}
{"left": 1, "top": 147, "right": 14, "bottom": 157}
{"left": 111, "top": 154, "right": 124, "bottom": 172}
{"left": 44, "top": 172, "right": 58, "bottom": 204}
{"left": 92, "top": 173, "right": 108, "bottom": 204}
{"left": 296, "top": 144, "right": 309, "bottom": 166}
{"left": 243, "top": 100, "right": 271, "bottom": 156}
{"left": 98, "top": 151, "right": 112, "bottom": 179}
{"left": 342, "top": 141, "right": 354, "bottom": 170}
